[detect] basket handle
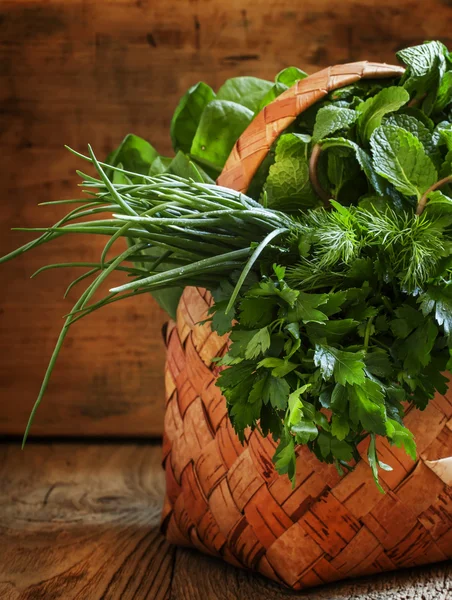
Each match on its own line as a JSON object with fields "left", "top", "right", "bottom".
{"left": 217, "top": 61, "right": 405, "bottom": 193}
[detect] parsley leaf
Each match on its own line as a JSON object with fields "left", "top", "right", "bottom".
{"left": 287, "top": 292, "right": 329, "bottom": 323}
{"left": 245, "top": 327, "right": 271, "bottom": 359}
{"left": 419, "top": 285, "right": 452, "bottom": 335}
{"left": 314, "top": 345, "right": 366, "bottom": 385}
{"left": 349, "top": 380, "right": 387, "bottom": 436}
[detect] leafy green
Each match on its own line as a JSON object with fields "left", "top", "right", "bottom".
{"left": 256, "top": 82, "right": 288, "bottom": 112}
{"left": 263, "top": 133, "right": 320, "bottom": 211}
{"left": 435, "top": 71, "right": 452, "bottom": 113}
{"left": 216, "top": 76, "right": 274, "bottom": 113}
{"left": 357, "top": 86, "right": 409, "bottom": 141}
{"left": 275, "top": 66, "right": 308, "bottom": 87}
{"left": 106, "top": 134, "right": 158, "bottom": 180}
{"left": 314, "top": 345, "right": 366, "bottom": 386}
{"left": 312, "top": 106, "right": 358, "bottom": 143}
{"left": 5, "top": 40, "right": 452, "bottom": 492}
{"left": 370, "top": 125, "right": 437, "bottom": 200}
{"left": 170, "top": 82, "right": 215, "bottom": 153}
{"left": 245, "top": 327, "right": 271, "bottom": 359}
{"left": 190, "top": 99, "right": 254, "bottom": 170}
{"left": 419, "top": 285, "right": 452, "bottom": 335}
{"left": 397, "top": 41, "right": 448, "bottom": 114}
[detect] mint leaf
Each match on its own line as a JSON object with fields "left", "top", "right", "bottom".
{"left": 170, "top": 82, "right": 215, "bottom": 153}
{"left": 264, "top": 133, "right": 320, "bottom": 211}
{"left": 319, "top": 137, "right": 386, "bottom": 195}
{"left": 397, "top": 41, "right": 447, "bottom": 114}
{"left": 384, "top": 114, "right": 436, "bottom": 157}
{"left": 419, "top": 285, "right": 452, "bottom": 335}
{"left": 435, "top": 71, "right": 452, "bottom": 112}
{"left": 312, "top": 105, "right": 358, "bottom": 143}
{"left": 314, "top": 345, "right": 366, "bottom": 386}
{"left": 370, "top": 125, "right": 437, "bottom": 199}
{"left": 424, "top": 191, "right": 452, "bottom": 216}
{"left": 357, "top": 86, "right": 409, "bottom": 141}
{"left": 435, "top": 122, "right": 452, "bottom": 151}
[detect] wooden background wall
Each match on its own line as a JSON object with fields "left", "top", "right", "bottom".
{"left": 1, "top": 0, "right": 452, "bottom": 438}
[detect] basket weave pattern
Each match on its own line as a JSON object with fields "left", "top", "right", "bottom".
{"left": 161, "top": 287, "right": 452, "bottom": 590}
{"left": 217, "top": 61, "right": 404, "bottom": 193}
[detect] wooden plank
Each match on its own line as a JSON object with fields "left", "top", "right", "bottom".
{"left": 0, "top": 443, "right": 174, "bottom": 600}
{"left": 0, "top": 443, "right": 450, "bottom": 600}
{"left": 1, "top": 0, "right": 452, "bottom": 437}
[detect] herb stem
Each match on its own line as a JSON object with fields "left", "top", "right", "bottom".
{"left": 364, "top": 317, "right": 374, "bottom": 350}
{"left": 308, "top": 143, "right": 331, "bottom": 206}
{"left": 416, "top": 175, "right": 452, "bottom": 215}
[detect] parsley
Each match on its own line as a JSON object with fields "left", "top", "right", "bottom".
{"left": 3, "top": 41, "right": 452, "bottom": 486}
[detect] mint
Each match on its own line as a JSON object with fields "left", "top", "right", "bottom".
{"left": 370, "top": 125, "right": 437, "bottom": 199}
{"left": 312, "top": 105, "right": 358, "bottom": 143}
{"left": 357, "top": 86, "right": 409, "bottom": 141}
{"left": 264, "top": 133, "right": 320, "bottom": 211}
{"left": 397, "top": 41, "right": 448, "bottom": 114}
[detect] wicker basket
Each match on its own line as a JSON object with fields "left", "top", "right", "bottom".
{"left": 160, "top": 63, "right": 452, "bottom": 590}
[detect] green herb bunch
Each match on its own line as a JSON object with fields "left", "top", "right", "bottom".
{"left": 2, "top": 41, "right": 452, "bottom": 489}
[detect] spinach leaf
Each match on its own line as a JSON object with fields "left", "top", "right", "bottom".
{"left": 190, "top": 99, "right": 254, "bottom": 171}
{"left": 171, "top": 82, "right": 215, "bottom": 153}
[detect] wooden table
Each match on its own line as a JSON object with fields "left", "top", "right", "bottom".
{"left": 1, "top": 443, "right": 450, "bottom": 599}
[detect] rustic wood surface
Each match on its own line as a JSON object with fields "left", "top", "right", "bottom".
{"left": 0, "top": 443, "right": 451, "bottom": 600}
{"left": 1, "top": 0, "right": 452, "bottom": 436}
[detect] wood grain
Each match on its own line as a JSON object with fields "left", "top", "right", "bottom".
{"left": 0, "top": 443, "right": 173, "bottom": 600}
{"left": 0, "top": 443, "right": 450, "bottom": 600}
{"left": 1, "top": 0, "right": 452, "bottom": 436}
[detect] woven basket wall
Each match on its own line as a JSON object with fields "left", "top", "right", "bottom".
{"left": 161, "top": 62, "right": 452, "bottom": 590}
